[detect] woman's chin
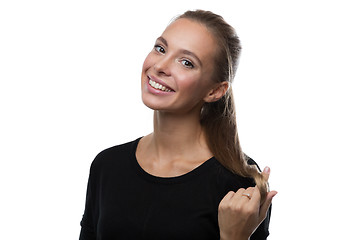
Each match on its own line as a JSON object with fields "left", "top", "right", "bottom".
{"left": 141, "top": 97, "right": 166, "bottom": 111}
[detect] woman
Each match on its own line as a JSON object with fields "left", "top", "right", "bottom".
{"left": 80, "top": 10, "right": 277, "bottom": 240}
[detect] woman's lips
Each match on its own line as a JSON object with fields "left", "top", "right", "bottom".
{"left": 148, "top": 75, "right": 175, "bottom": 92}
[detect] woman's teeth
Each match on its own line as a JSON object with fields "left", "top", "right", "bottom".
{"left": 149, "top": 79, "right": 172, "bottom": 92}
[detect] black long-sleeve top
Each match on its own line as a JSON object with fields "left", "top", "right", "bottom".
{"left": 80, "top": 138, "right": 271, "bottom": 239}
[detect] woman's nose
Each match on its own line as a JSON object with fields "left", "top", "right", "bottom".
{"left": 154, "top": 56, "right": 172, "bottom": 76}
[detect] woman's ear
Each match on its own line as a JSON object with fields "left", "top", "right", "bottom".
{"left": 203, "top": 81, "right": 229, "bottom": 103}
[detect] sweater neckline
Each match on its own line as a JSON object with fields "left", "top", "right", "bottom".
{"left": 130, "top": 137, "right": 216, "bottom": 184}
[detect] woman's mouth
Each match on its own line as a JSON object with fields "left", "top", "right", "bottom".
{"left": 148, "top": 76, "right": 174, "bottom": 92}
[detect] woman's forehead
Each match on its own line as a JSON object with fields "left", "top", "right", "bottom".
{"left": 161, "top": 18, "right": 218, "bottom": 62}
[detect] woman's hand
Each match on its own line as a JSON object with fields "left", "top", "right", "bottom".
{"left": 218, "top": 167, "right": 277, "bottom": 240}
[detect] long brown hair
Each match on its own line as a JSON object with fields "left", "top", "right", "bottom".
{"left": 177, "top": 10, "right": 268, "bottom": 203}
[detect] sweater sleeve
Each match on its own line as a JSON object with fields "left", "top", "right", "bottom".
{"left": 79, "top": 159, "right": 99, "bottom": 240}
{"left": 250, "top": 204, "right": 271, "bottom": 240}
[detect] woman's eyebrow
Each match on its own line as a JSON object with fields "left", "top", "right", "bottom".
{"left": 181, "top": 49, "right": 202, "bottom": 67}
{"left": 156, "top": 36, "right": 168, "bottom": 47}
{"left": 156, "top": 36, "right": 202, "bottom": 67}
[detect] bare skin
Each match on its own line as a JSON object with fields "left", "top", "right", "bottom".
{"left": 136, "top": 110, "right": 213, "bottom": 177}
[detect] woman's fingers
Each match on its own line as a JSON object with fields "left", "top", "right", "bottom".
{"left": 221, "top": 190, "right": 236, "bottom": 203}
{"left": 258, "top": 166, "right": 277, "bottom": 219}
{"left": 259, "top": 190, "right": 277, "bottom": 220}
{"left": 249, "top": 186, "right": 261, "bottom": 207}
{"left": 232, "top": 187, "right": 254, "bottom": 203}
{"left": 219, "top": 187, "right": 256, "bottom": 214}
{"left": 261, "top": 166, "right": 271, "bottom": 182}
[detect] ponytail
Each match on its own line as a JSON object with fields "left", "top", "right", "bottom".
{"left": 201, "top": 88, "right": 268, "bottom": 204}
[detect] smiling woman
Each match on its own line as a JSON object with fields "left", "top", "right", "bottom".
{"left": 79, "top": 10, "right": 276, "bottom": 240}
{"left": 141, "top": 18, "right": 219, "bottom": 114}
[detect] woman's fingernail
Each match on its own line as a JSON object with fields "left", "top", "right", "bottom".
{"left": 264, "top": 166, "right": 270, "bottom": 174}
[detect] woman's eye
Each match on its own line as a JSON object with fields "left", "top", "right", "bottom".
{"left": 181, "top": 59, "right": 194, "bottom": 69}
{"left": 154, "top": 45, "right": 165, "bottom": 54}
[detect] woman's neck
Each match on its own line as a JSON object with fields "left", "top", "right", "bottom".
{"left": 142, "top": 109, "right": 212, "bottom": 162}
{"left": 154, "top": 110, "right": 204, "bottom": 150}
{"left": 136, "top": 109, "right": 213, "bottom": 177}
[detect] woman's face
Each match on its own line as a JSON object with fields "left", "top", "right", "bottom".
{"left": 141, "top": 18, "right": 218, "bottom": 114}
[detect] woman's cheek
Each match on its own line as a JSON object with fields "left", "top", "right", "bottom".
{"left": 142, "top": 52, "right": 154, "bottom": 72}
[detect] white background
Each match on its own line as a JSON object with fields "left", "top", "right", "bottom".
{"left": 1, "top": 0, "right": 359, "bottom": 239}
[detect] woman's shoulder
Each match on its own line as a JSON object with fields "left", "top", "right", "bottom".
{"left": 90, "top": 137, "right": 141, "bottom": 172}
{"left": 96, "top": 138, "right": 139, "bottom": 158}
